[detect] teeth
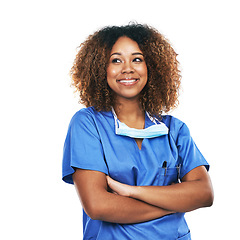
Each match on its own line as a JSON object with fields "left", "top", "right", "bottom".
{"left": 120, "top": 79, "right": 136, "bottom": 83}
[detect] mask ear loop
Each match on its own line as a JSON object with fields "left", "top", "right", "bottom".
{"left": 146, "top": 112, "right": 158, "bottom": 125}
{"left": 111, "top": 107, "right": 120, "bottom": 134}
{"left": 146, "top": 112, "right": 169, "bottom": 135}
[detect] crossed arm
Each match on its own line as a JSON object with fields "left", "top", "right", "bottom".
{"left": 73, "top": 166, "right": 213, "bottom": 224}
{"left": 107, "top": 166, "right": 214, "bottom": 213}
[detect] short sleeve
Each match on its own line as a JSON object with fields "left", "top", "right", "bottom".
{"left": 176, "top": 122, "right": 209, "bottom": 179}
{"left": 62, "top": 110, "right": 108, "bottom": 184}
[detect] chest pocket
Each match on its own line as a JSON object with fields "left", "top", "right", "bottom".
{"left": 158, "top": 166, "right": 181, "bottom": 186}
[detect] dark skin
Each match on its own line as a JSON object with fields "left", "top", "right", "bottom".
{"left": 72, "top": 36, "right": 214, "bottom": 224}
{"left": 73, "top": 169, "right": 174, "bottom": 224}
{"left": 73, "top": 166, "right": 213, "bottom": 224}
{"left": 107, "top": 166, "right": 214, "bottom": 213}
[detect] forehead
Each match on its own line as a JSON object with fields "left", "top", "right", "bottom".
{"left": 110, "top": 36, "right": 143, "bottom": 55}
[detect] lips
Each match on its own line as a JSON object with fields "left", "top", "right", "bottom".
{"left": 116, "top": 78, "right": 139, "bottom": 86}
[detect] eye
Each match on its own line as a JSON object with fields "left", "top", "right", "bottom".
{"left": 133, "top": 57, "right": 143, "bottom": 63}
{"left": 111, "top": 58, "right": 122, "bottom": 63}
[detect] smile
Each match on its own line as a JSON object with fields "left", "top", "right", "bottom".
{"left": 116, "top": 78, "right": 139, "bottom": 86}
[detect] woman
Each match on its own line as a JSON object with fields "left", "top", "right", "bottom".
{"left": 62, "top": 24, "right": 214, "bottom": 240}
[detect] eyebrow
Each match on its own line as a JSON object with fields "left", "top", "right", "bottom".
{"left": 110, "top": 52, "right": 143, "bottom": 57}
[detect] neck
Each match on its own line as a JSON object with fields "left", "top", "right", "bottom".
{"left": 113, "top": 98, "right": 144, "bottom": 122}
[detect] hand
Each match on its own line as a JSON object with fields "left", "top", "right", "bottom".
{"left": 106, "top": 176, "right": 133, "bottom": 197}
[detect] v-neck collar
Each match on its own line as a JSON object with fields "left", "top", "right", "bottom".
{"left": 111, "top": 107, "right": 159, "bottom": 130}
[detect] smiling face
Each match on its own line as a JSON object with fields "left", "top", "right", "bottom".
{"left": 107, "top": 36, "right": 148, "bottom": 103}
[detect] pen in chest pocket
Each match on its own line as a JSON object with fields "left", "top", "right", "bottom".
{"left": 162, "top": 161, "right": 167, "bottom": 176}
{"left": 162, "top": 161, "right": 181, "bottom": 179}
{"left": 177, "top": 164, "right": 181, "bottom": 182}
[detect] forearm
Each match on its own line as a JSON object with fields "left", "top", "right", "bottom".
{"left": 88, "top": 190, "right": 174, "bottom": 224}
{"left": 73, "top": 169, "right": 173, "bottom": 224}
{"left": 107, "top": 166, "right": 214, "bottom": 213}
{"left": 130, "top": 181, "right": 213, "bottom": 212}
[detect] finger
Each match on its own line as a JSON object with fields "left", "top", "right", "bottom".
{"left": 106, "top": 175, "right": 112, "bottom": 185}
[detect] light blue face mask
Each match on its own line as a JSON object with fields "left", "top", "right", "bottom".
{"left": 112, "top": 108, "right": 168, "bottom": 139}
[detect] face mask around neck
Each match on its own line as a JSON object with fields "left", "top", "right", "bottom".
{"left": 111, "top": 108, "right": 168, "bottom": 139}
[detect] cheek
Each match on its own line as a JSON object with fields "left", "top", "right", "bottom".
{"left": 107, "top": 66, "right": 118, "bottom": 79}
{"left": 137, "top": 65, "right": 148, "bottom": 79}
{"left": 107, "top": 68, "right": 117, "bottom": 88}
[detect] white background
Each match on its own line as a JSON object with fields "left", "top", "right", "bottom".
{"left": 1, "top": 0, "right": 239, "bottom": 239}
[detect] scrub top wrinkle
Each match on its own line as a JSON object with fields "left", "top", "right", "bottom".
{"left": 62, "top": 106, "right": 209, "bottom": 240}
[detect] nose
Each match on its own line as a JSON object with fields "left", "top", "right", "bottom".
{"left": 121, "top": 61, "right": 134, "bottom": 74}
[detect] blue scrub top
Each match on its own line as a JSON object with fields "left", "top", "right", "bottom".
{"left": 62, "top": 107, "right": 209, "bottom": 240}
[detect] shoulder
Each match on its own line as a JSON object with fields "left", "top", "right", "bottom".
{"left": 161, "top": 115, "right": 185, "bottom": 131}
{"left": 67, "top": 107, "right": 104, "bottom": 139}
{"left": 161, "top": 115, "right": 190, "bottom": 140}
{"left": 70, "top": 107, "right": 98, "bottom": 125}
{"left": 72, "top": 106, "right": 95, "bottom": 119}
{"left": 69, "top": 107, "right": 112, "bottom": 130}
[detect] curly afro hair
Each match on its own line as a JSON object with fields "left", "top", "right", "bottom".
{"left": 70, "top": 23, "right": 181, "bottom": 117}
